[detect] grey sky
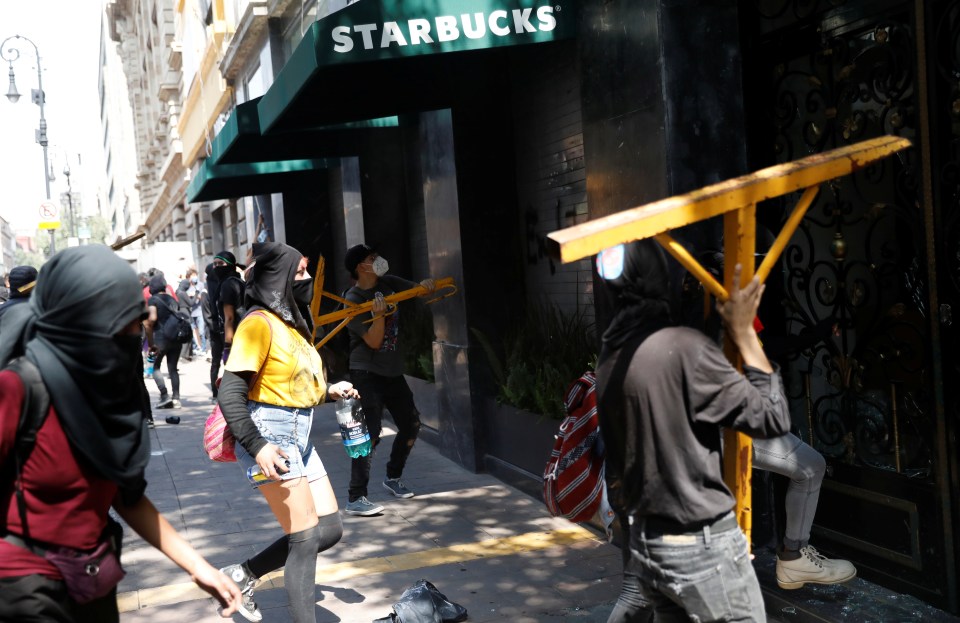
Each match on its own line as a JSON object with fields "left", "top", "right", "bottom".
{"left": 0, "top": 1, "right": 103, "bottom": 231}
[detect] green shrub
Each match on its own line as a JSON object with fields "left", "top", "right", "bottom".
{"left": 472, "top": 302, "right": 597, "bottom": 420}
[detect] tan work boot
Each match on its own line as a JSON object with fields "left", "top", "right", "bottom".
{"left": 776, "top": 545, "right": 857, "bottom": 589}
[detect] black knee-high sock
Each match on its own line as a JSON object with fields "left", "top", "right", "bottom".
{"left": 286, "top": 514, "right": 343, "bottom": 623}
{"left": 286, "top": 524, "right": 323, "bottom": 623}
{"left": 245, "top": 512, "right": 344, "bottom": 578}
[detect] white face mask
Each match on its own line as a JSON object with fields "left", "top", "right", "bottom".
{"left": 371, "top": 256, "right": 389, "bottom": 277}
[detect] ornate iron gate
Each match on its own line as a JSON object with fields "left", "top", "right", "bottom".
{"left": 741, "top": 0, "right": 959, "bottom": 611}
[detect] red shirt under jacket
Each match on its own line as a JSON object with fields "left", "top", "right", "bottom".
{"left": 0, "top": 371, "right": 118, "bottom": 580}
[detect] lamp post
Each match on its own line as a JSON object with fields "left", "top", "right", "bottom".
{"left": 63, "top": 159, "right": 77, "bottom": 239}
{"left": 1, "top": 34, "right": 55, "bottom": 255}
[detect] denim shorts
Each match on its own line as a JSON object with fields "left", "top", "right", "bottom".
{"left": 235, "top": 400, "right": 327, "bottom": 489}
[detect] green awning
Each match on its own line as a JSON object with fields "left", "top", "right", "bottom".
{"left": 258, "top": 0, "right": 577, "bottom": 133}
{"left": 210, "top": 97, "right": 400, "bottom": 165}
{"left": 186, "top": 159, "right": 332, "bottom": 203}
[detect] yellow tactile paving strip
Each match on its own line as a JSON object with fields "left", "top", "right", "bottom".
{"left": 116, "top": 526, "right": 600, "bottom": 613}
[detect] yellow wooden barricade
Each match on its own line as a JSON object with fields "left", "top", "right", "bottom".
{"left": 546, "top": 135, "right": 912, "bottom": 541}
{"left": 305, "top": 264, "right": 457, "bottom": 349}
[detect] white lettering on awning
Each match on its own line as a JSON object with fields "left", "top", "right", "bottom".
{"left": 408, "top": 18, "right": 434, "bottom": 45}
{"left": 488, "top": 10, "right": 510, "bottom": 36}
{"left": 330, "top": 6, "right": 560, "bottom": 54}
{"left": 381, "top": 21, "right": 408, "bottom": 47}
{"left": 461, "top": 13, "right": 486, "bottom": 39}
{"left": 512, "top": 8, "right": 536, "bottom": 33}
{"left": 435, "top": 15, "right": 460, "bottom": 42}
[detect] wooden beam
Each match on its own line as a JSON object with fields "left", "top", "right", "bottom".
{"left": 723, "top": 204, "right": 756, "bottom": 541}
{"left": 546, "top": 136, "right": 911, "bottom": 263}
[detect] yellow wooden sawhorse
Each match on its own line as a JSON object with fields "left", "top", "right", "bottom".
{"left": 545, "top": 135, "right": 912, "bottom": 541}
{"left": 303, "top": 261, "right": 457, "bottom": 349}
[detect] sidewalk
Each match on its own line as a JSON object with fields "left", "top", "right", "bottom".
{"left": 119, "top": 358, "right": 623, "bottom": 622}
{"left": 121, "top": 358, "right": 960, "bottom": 623}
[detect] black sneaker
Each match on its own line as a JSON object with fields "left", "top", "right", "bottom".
{"left": 156, "top": 396, "right": 174, "bottom": 409}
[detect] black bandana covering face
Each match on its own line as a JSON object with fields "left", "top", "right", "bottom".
{"left": 244, "top": 242, "right": 311, "bottom": 340}
{"left": 293, "top": 277, "right": 316, "bottom": 336}
{"left": 0, "top": 245, "right": 151, "bottom": 502}
{"left": 596, "top": 239, "right": 674, "bottom": 354}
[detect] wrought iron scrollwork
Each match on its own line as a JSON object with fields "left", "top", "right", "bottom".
{"left": 754, "top": 5, "right": 934, "bottom": 478}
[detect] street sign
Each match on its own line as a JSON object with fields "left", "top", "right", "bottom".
{"left": 38, "top": 200, "right": 60, "bottom": 230}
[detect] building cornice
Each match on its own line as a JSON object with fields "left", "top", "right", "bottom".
{"left": 220, "top": 0, "right": 270, "bottom": 81}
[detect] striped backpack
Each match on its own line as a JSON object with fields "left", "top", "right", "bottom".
{"left": 542, "top": 371, "right": 606, "bottom": 523}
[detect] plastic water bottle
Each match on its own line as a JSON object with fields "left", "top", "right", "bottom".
{"left": 145, "top": 352, "right": 155, "bottom": 377}
{"left": 335, "top": 397, "right": 371, "bottom": 458}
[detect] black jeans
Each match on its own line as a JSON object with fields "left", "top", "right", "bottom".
{"left": 152, "top": 344, "right": 180, "bottom": 399}
{"left": 0, "top": 574, "right": 118, "bottom": 623}
{"left": 348, "top": 371, "right": 421, "bottom": 501}
{"left": 209, "top": 331, "right": 225, "bottom": 397}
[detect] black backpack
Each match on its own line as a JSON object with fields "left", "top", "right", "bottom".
{"left": 159, "top": 296, "right": 193, "bottom": 345}
{"left": 3, "top": 358, "right": 51, "bottom": 544}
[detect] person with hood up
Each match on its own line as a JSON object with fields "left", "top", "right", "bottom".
{"left": 143, "top": 274, "right": 184, "bottom": 409}
{"left": 209, "top": 251, "right": 245, "bottom": 402}
{"left": 204, "top": 262, "right": 221, "bottom": 402}
{"left": 216, "top": 242, "right": 357, "bottom": 623}
{"left": 0, "top": 245, "right": 241, "bottom": 622}
{"left": 595, "top": 239, "right": 791, "bottom": 623}
{"left": 0, "top": 265, "right": 39, "bottom": 328}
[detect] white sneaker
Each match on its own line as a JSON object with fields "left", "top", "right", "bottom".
{"left": 219, "top": 563, "right": 262, "bottom": 621}
{"left": 776, "top": 545, "right": 857, "bottom": 589}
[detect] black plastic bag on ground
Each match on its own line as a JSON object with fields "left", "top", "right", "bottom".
{"left": 372, "top": 579, "right": 468, "bottom": 623}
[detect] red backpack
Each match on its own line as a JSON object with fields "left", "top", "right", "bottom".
{"left": 542, "top": 371, "right": 606, "bottom": 523}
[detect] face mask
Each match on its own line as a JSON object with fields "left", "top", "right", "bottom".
{"left": 293, "top": 278, "right": 314, "bottom": 306}
{"left": 213, "top": 264, "right": 234, "bottom": 280}
{"left": 113, "top": 335, "right": 144, "bottom": 374}
{"left": 190, "top": 276, "right": 198, "bottom": 285}
{"left": 371, "top": 256, "right": 389, "bottom": 277}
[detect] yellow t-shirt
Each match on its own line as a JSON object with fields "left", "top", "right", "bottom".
{"left": 225, "top": 310, "right": 326, "bottom": 408}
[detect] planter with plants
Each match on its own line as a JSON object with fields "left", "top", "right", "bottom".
{"left": 399, "top": 299, "right": 440, "bottom": 431}
{"left": 472, "top": 302, "right": 597, "bottom": 478}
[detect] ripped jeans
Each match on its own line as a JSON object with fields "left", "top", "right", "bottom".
{"left": 614, "top": 513, "right": 766, "bottom": 623}
{"left": 347, "top": 371, "right": 421, "bottom": 501}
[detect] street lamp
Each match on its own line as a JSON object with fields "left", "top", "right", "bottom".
{"left": 63, "top": 160, "right": 77, "bottom": 238}
{"left": 1, "top": 34, "right": 55, "bottom": 255}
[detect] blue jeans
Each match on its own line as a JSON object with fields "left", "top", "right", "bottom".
{"left": 752, "top": 432, "right": 825, "bottom": 550}
{"left": 191, "top": 314, "right": 207, "bottom": 352}
{"left": 235, "top": 401, "right": 327, "bottom": 488}
{"left": 611, "top": 512, "right": 766, "bottom": 623}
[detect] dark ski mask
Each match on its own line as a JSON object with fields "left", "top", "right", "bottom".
{"left": 293, "top": 277, "right": 314, "bottom": 307}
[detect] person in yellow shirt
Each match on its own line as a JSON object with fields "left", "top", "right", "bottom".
{"left": 217, "top": 242, "right": 356, "bottom": 623}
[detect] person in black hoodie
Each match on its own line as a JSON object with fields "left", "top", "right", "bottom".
{"left": 596, "top": 240, "right": 790, "bottom": 623}
{"left": 175, "top": 278, "right": 196, "bottom": 363}
{"left": 0, "top": 245, "right": 241, "bottom": 621}
{"left": 143, "top": 275, "right": 183, "bottom": 409}
{"left": 0, "top": 266, "right": 38, "bottom": 329}
{"left": 209, "top": 252, "right": 245, "bottom": 403}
